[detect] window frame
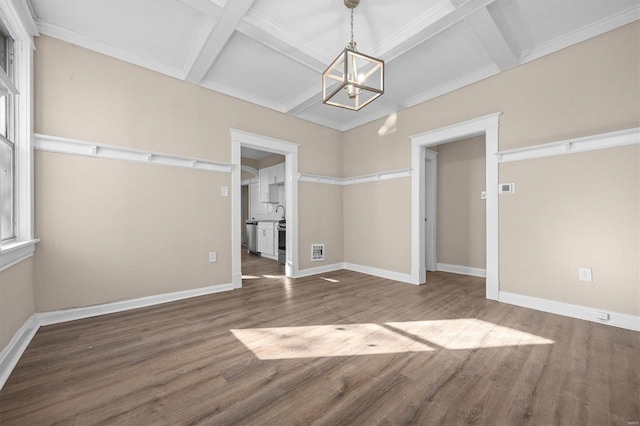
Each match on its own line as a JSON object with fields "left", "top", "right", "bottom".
{"left": 1, "top": 23, "right": 16, "bottom": 242}
{"left": 0, "top": 0, "right": 38, "bottom": 272}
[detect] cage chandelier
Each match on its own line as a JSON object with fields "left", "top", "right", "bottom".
{"left": 322, "top": 0, "right": 384, "bottom": 111}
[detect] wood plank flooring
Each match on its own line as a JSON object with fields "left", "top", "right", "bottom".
{"left": 1, "top": 252, "right": 638, "bottom": 425}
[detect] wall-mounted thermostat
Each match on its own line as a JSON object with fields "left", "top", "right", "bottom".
{"left": 499, "top": 183, "right": 515, "bottom": 194}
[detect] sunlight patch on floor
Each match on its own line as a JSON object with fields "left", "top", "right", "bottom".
{"left": 319, "top": 277, "right": 340, "bottom": 283}
{"left": 231, "top": 319, "right": 554, "bottom": 360}
{"left": 232, "top": 323, "right": 435, "bottom": 359}
{"left": 241, "top": 275, "right": 260, "bottom": 279}
{"left": 385, "top": 319, "right": 555, "bottom": 350}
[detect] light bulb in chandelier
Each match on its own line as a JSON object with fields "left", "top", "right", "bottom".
{"left": 344, "top": 41, "right": 362, "bottom": 99}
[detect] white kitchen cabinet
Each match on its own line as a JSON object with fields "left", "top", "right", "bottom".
{"left": 257, "top": 222, "right": 276, "bottom": 258}
{"left": 271, "top": 162, "right": 285, "bottom": 184}
{"left": 259, "top": 163, "right": 285, "bottom": 203}
{"left": 259, "top": 168, "right": 270, "bottom": 202}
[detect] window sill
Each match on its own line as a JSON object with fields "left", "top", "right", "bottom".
{"left": 0, "top": 239, "right": 39, "bottom": 272}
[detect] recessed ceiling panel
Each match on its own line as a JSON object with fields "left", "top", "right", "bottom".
{"left": 489, "top": 0, "right": 639, "bottom": 53}
{"left": 387, "top": 21, "right": 495, "bottom": 100}
{"left": 32, "top": 0, "right": 216, "bottom": 71}
{"left": 249, "top": 0, "right": 449, "bottom": 60}
{"left": 203, "top": 31, "right": 320, "bottom": 107}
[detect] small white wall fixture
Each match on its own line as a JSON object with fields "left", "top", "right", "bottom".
{"left": 410, "top": 113, "right": 501, "bottom": 300}
{"left": 230, "top": 130, "right": 299, "bottom": 288}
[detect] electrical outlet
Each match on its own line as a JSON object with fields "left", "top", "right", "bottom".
{"left": 578, "top": 267, "right": 592, "bottom": 282}
{"left": 209, "top": 252, "right": 217, "bottom": 263}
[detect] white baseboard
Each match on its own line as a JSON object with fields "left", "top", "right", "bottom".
{"left": 294, "top": 263, "right": 345, "bottom": 278}
{"left": 344, "top": 262, "right": 416, "bottom": 285}
{"left": 0, "top": 282, "right": 236, "bottom": 391}
{"left": 39, "top": 283, "right": 235, "bottom": 326}
{"left": 499, "top": 291, "right": 640, "bottom": 332}
{"left": 0, "top": 314, "right": 40, "bottom": 390}
{"left": 437, "top": 263, "right": 487, "bottom": 278}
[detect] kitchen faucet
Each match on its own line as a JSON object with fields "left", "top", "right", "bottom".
{"left": 275, "top": 205, "right": 285, "bottom": 218}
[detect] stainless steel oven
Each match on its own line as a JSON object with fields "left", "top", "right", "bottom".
{"left": 277, "top": 220, "right": 286, "bottom": 265}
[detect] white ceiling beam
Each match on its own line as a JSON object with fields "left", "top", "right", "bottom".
{"left": 464, "top": 7, "right": 519, "bottom": 71}
{"left": 381, "top": 0, "right": 497, "bottom": 62}
{"left": 285, "top": 83, "right": 322, "bottom": 115}
{"left": 236, "top": 16, "right": 328, "bottom": 73}
{"left": 176, "top": 0, "right": 223, "bottom": 17}
{"left": 184, "top": 0, "right": 254, "bottom": 84}
{"left": 370, "top": 0, "right": 456, "bottom": 58}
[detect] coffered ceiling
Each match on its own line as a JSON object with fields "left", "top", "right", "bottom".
{"left": 29, "top": 0, "right": 639, "bottom": 131}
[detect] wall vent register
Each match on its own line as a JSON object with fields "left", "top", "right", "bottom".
{"left": 311, "top": 244, "right": 325, "bottom": 262}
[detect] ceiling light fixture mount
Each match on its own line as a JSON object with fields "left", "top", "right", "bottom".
{"left": 322, "top": 0, "right": 384, "bottom": 111}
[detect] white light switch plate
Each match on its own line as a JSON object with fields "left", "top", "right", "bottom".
{"left": 221, "top": 186, "right": 229, "bottom": 197}
{"left": 209, "top": 252, "right": 217, "bottom": 263}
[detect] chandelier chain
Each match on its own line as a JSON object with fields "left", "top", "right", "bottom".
{"left": 350, "top": 8, "right": 354, "bottom": 44}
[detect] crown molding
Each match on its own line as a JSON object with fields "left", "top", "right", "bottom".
{"left": 36, "top": 21, "right": 185, "bottom": 80}
{"left": 198, "top": 79, "right": 286, "bottom": 112}
{"left": 519, "top": 5, "right": 640, "bottom": 63}
{"left": 405, "top": 64, "right": 500, "bottom": 108}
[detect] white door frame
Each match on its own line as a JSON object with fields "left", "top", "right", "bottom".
{"left": 230, "top": 129, "right": 300, "bottom": 289}
{"left": 410, "top": 113, "right": 501, "bottom": 300}
{"left": 424, "top": 149, "right": 438, "bottom": 271}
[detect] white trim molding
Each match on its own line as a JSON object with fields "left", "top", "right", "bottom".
{"left": 294, "top": 263, "right": 345, "bottom": 279}
{"left": 0, "top": 314, "right": 39, "bottom": 390}
{"left": 519, "top": 5, "right": 640, "bottom": 64}
{"left": 344, "top": 262, "right": 415, "bottom": 285}
{"left": 298, "top": 169, "right": 411, "bottom": 186}
{"left": 0, "top": 239, "right": 39, "bottom": 272}
{"left": 34, "top": 133, "right": 234, "bottom": 173}
{"left": 36, "top": 21, "right": 185, "bottom": 81}
{"left": 240, "top": 165, "right": 258, "bottom": 177}
{"left": 437, "top": 263, "right": 487, "bottom": 278}
{"left": 296, "top": 261, "right": 417, "bottom": 285}
{"left": 38, "top": 283, "right": 234, "bottom": 326}
{"left": 497, "top": 127, "right": 640, "bottom": 163}
{"left": 411, "top": 113, "right": 501, "bottom": 300}
{"left": 231, "top": 129, "right": 300, "bottom": 288}
{"left": 499, "top": 291, "right": 640, "bottom": 332}
{"left": 406, "top": 65, "right": 501, "bottom": 109}
{"left": 0, "top": 282, "right": 235, "bottom": 391}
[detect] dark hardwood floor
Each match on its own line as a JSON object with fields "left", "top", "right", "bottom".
{"left": 1, "top": 251, "right": 638, "bottom": 425}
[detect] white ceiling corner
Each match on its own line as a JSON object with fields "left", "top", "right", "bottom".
{"left": 29, "top": 0, "right": 639, "bottom": 131}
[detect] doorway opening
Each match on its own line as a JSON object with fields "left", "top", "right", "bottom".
{"left": 410, "top": 113, "right": 500, "bottom": 300}
{"left": 424, "top": 136, "right": 487, "bottom": 277}
{"left": 231, "top": 130, "right": 300, "bottom": 289}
